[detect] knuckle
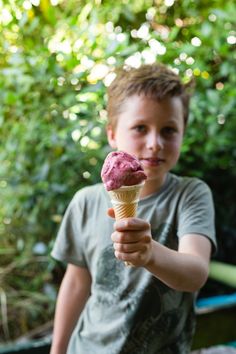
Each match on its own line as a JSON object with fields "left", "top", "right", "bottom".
{"left": 124, "top": 219, "right": 131, "bottom": 228}
{"left": 146, "top": 222, "right": 151, "bottom": 229}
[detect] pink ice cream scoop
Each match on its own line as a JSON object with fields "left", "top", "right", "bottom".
{"left": 101, "top": 151, "right": 147, "bottom": 191}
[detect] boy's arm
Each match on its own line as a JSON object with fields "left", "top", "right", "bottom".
{"left": 145, "top": 233, "right": 211, "bottom": 292}
{"left": 111, "top": 217, "right": 212, "bottom": 293}
{"left": 50, "top": 264, "right": 91, "bottom": 354}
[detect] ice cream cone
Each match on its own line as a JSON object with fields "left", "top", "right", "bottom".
{"left": 108, "top": 182, "right": 145, "bottom": 267}
{"left": 108, "top": 182, "right": 144, "bottom": 220}
{"left": 101, "top": 151, "right": 147, "bottom": 267}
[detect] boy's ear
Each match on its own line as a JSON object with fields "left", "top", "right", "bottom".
{"left": 106, "top": 125, "right": 117, "bottom": 149}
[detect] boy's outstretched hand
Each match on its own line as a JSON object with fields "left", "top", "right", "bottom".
{"left": 107, "top": 208, "right": 153, "bottom": 267}
{"left": 107, "top": 208, "right": 211, "bottom": 292}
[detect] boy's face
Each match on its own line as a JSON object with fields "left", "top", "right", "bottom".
{"left": 107, "top": 94, "right": 184, "bottom": 189}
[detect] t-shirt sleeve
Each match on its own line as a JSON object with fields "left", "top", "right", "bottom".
{"left": 51, "top": 191, "right": 87, "bottom": 267}
{"left": 177, "top": 179, "right": 217, "bottom": 253}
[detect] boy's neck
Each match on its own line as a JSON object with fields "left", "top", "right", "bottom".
{"left": 140, "top": 174, "right": 168, "bottom": 198}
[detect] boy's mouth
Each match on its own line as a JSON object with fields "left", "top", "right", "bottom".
{"left": 139, "top": 157, "right": 165, "bottom": 166}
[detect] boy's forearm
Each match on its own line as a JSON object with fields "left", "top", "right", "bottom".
{"left": 50, "top": 287, "right": 79, "bottom": 354}
{"left": 50, "top": 265, "right": 91, "bottom": 354}
{"left": 145, "top": 240, "right": 209, "bottom": 292}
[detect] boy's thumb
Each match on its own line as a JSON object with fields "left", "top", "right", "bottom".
{"left": 107, "top": 208, "right": 115, "bottom": 219}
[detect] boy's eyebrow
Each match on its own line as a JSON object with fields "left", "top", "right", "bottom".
{"left": 165, "top": 118, "right": 180, "bottom": 124}
{"left": 130, "top": 117, "right": 180, "bottom": 124}
{"left": 132, "top": 118, "right": 147, "bottom": 123}
{"left": 126, "top": 117, "right": 146, "bottom": 123}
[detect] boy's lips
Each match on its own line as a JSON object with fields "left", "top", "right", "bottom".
{"left": 139, "top": 157, "right": 165, "bottom": 167}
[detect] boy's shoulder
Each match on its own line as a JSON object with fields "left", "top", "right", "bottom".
{"left": 167, "top": 173, "right": 212, "bottom": 202}
{"left": 76, "top": 182, "right": 104, "bottom": 194}
{"left": 72, "top": 182, "right": 107, "bottom": 204}
{"left": 169, "top": 173, "right": 209, "bottom": 190}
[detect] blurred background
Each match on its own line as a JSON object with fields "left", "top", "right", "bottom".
{"left": 0, "top": 0, "right": 236, "bottom": 346}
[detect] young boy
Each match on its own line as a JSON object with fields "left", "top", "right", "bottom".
{"left": 50, "top": 64, "right": 216, "bottom": 354}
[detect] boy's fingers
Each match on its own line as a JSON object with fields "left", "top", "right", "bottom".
{"left": 107, "top": 210, "right": 150, "bottom": 232}
{"left": 107, "top": 208, "right": 115, "bottom": 218}
{"left": 115, "top": 218, "right": 150, "bottom": 231}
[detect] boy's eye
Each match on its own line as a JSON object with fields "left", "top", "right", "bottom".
{"left": 133, "top": 125, "right": 147, "bottom": 133}
{"left": 162, "top": 127, "right": 177, "bottom": 136}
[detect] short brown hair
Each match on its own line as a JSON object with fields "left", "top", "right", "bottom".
{"left": 107, "top": 63, "right": 193, "bottom": 128}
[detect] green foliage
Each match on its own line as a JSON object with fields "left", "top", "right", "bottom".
{"left": 0, "top": 0, "right": 236, "bottom": 342}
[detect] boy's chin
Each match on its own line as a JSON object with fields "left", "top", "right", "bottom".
{"left": 144, "top": 172, "right": 166, "bottom": 183}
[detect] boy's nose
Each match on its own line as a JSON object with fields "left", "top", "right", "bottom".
{"left": 146, "top": 133, "right": 163, "bottom": 152}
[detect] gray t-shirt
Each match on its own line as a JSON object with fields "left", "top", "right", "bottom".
{"left": 51, "top": 173, "right": 216, "bottom": 354}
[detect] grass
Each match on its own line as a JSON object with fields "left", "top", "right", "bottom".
{"left": 0, "top": 254, "right": 58, "bottom": 343}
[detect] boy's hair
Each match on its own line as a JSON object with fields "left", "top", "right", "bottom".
{"left": 107, "top": 63, "right": 193, "bottom": 128}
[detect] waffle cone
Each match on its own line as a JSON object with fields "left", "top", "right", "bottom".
{"left": 108, "top": 182, "right": 144, "bottom": 220}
